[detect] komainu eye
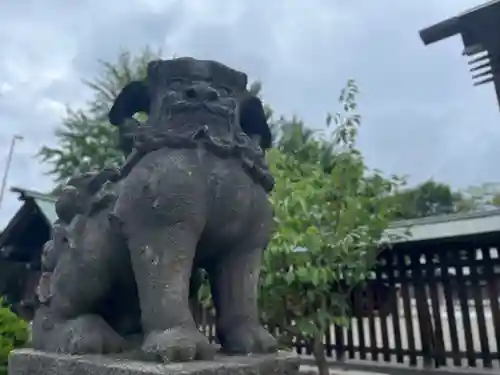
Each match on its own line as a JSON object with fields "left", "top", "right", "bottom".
{"left": 185, "top": 88, "right": 197, "bottom": 98}
{"left": 218, "top": 86, "right": 231, "bottom": 97}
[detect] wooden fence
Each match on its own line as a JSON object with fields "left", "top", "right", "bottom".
{"left": 196, "top": 235, "right": 500, "bottom": 370}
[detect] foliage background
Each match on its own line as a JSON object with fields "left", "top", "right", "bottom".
{"left": 38, "top": 48, "right": 161, "bottom": 183}
{"left": 258, "top": 81, "right": 406, "bottom": 374}
{"left": 0, "top": 298, "right": 29, "bottom": 373}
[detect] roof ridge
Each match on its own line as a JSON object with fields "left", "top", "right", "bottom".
{"left": 10, "top": 187, "right": 57, "bottom": 202}
{"left": 389, "top": 208, "right": 500, "bottom": 228}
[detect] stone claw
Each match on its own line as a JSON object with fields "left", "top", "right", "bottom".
{"left": 142, "top": 327, "right": 217, "bottom": 362}
{"left": 32, "top": 312, "right": 126, "bottom": 355}
{"left": 219, "top": 323, "right": 277, "bottom": 355}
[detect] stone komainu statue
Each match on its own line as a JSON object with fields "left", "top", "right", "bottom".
{"left": 32, "top": 58, "right": 277, "bottom": 363}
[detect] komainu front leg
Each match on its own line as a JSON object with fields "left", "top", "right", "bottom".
{"left": 208, "top": 244, "right": 277, "bottom": 354}
{"left": 124, "top": 226, "right": 217, "bottom": 362}
{"left": 111, "top": 148, "right": 218, "bottom": 362}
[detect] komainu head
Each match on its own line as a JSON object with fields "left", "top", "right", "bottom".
{"left": 109, "top": 57, "right": 272, "bottom": 152}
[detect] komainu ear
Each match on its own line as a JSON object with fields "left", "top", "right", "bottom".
{"left": 238, "top": 94, "right": 272, "bottom": 151}
{"left": 108, "top": 81, "right": 150, "bottom": 126}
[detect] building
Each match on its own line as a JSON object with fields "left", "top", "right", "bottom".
{"left": 419, "top": 0, "right": 500, "bottom": 108}
{"left": 0, "top": 188, "right": 55, "bottom": 319}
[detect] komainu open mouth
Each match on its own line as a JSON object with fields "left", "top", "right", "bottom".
{"left": 154, "top": 100, "right": 235, "bottom": 133}
{"left": 168, "top": 100, "right": 235, "bottom": 118}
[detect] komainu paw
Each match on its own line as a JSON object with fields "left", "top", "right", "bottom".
{"left": 219, "top": 323, "right": 278, "bottom": 354}
{"left": 142, "top": 327, "right": 218, "bottom": 362}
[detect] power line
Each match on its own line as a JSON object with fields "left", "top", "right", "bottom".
{"left": 0, "top": 134, "right": 24, "bottom": 210}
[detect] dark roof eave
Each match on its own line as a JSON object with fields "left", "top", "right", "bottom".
{"left": 419, "top": 17, "right": 460, "bottom": 46}
{"left": 418, "top": 0, "right": 500, "bottom": 109}
{"left": 419, "top": 1, "right": 500, "bottom": 46}
{"left": 0, "top": 202, "right": 36, "bottom": 250}
{"left": 10, "top": 186, "right": 57, "bottom": 203}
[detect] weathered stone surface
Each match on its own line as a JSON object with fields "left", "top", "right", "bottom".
{"left": 9, "top": 349, "right": 300, "bottom": 375}
{"left": 32, "top": 57, "right": 277, "bottom": 361}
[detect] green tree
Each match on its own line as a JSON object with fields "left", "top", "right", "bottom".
{"left": 0, "top": 298, "right": 29, "bottom": 373}
{"left": 391, "top": 180, "right": 467, "bottom": 220}
{"left": 38, "top": 47, "right": 161, "bottom": 183}
{"left": 274, "top": 118, "right": 338, "bottom": 172}
{"left": 260, "top": 80, "right": 404, "bottom": 375}
{"left": 460, "top": 182, "right": 500, "bottom": 211}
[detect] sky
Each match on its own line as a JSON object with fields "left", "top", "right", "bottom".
{"left": 0, "top": 0, "right": 499, "bottom": 228}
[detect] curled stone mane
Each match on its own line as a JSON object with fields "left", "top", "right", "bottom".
{"left": 120, "top": 125, "right": 275, "bottom": 193}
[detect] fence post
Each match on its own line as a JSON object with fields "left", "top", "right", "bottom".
{"left": 412, "top": 252, "right": 435, "bottom": 368}
{"left": 334, "top": 324, "right": 345, "bottom": 361}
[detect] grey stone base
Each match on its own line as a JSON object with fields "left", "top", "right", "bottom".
{"left": 9, "top": 349, "right": 300, "bottom": 375}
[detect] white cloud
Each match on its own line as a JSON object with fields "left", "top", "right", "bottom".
{"left": 0, "top": 83, "right": 13, "bottom": 95}
{"left": 35, "top": 98, "right": 67, "bottom": 119}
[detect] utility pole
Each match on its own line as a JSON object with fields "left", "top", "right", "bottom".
{"left": 0, "top": 134, "right": 24, "bottom": 210}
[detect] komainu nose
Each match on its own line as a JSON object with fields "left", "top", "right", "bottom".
{"left": 184, "top": 83, "right": 219, "bottom": 101}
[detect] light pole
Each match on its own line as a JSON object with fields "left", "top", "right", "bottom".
{"left": 0, "top": 134, "right": 24, "bottom": 210}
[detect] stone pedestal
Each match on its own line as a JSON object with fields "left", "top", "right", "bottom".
{"left": 9, "top": 349, "right": 300, "bottom": 375}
